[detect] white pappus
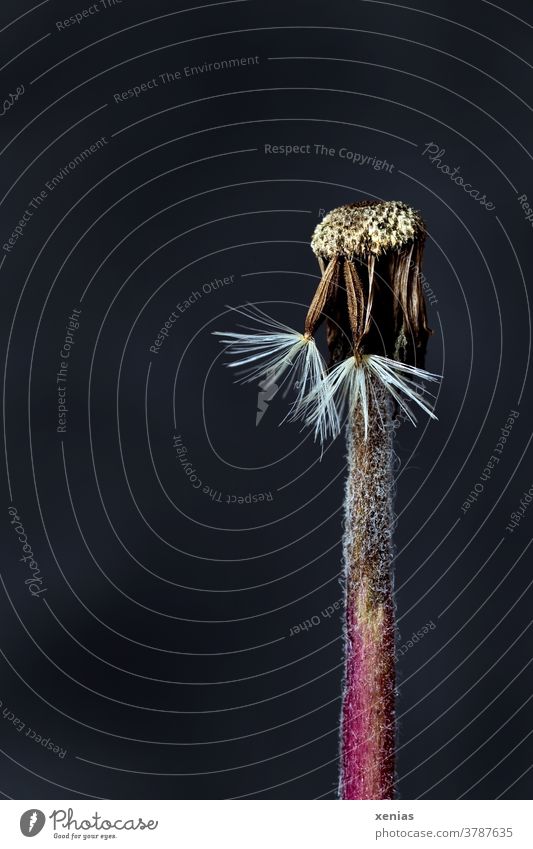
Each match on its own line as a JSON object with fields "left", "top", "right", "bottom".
{"left": 214, "top": 304, "right": 440, "bottom": 444}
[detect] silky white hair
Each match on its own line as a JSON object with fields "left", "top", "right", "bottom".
{"left": 214, "top": 305, "right": 439, "bottom": 444}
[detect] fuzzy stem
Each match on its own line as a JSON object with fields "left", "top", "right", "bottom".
{"left": 339, "top": 376, "right": 396, "bottom": 800}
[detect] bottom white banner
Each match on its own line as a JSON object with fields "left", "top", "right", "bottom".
{"left": 0, "top": 799, "right": 530, "bottom": 848}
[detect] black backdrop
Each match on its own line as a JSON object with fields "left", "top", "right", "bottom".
{"left": 0, "top": 0, "right": 532, "bottom": 800}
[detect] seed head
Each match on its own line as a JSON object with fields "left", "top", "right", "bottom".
{"left": 214, "top": 199, "right": 439, "bottom": 444}
{"left": 311, "top": 200, "right": 425, "bottom": 259}
{"left": 308, "top": 200, "right": 431, "bottom": 368}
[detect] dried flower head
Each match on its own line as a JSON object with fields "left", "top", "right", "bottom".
{"left": 215, "top": 200, "right": 439, "bottom": 443}
{"left": 311, "top": 199, "right": 425, "bottom": 258}
{"left": 308, "top": 200, "right": 431, "bottom": 368}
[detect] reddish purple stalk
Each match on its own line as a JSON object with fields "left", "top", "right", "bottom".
{"left": 339, "top": 378, "right": 396, "bottom": 800}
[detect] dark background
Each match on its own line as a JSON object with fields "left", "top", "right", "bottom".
{"left": 0, "top": 0, "right": 531, "bottom": 800}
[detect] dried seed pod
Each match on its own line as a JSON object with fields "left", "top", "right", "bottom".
{"left": 309, "top": 200, "right": 431, "bottom": 367}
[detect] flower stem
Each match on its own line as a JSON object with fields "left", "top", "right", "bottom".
{"left": 339, "top": 376, "right": 396, "bottom": 800}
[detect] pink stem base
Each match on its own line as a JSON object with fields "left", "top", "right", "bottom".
{"left": 338, "top": 379, "right": 396, "bottom": 800}
{"left": 340, "top": 586, "right": 395, "bottom": 799}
